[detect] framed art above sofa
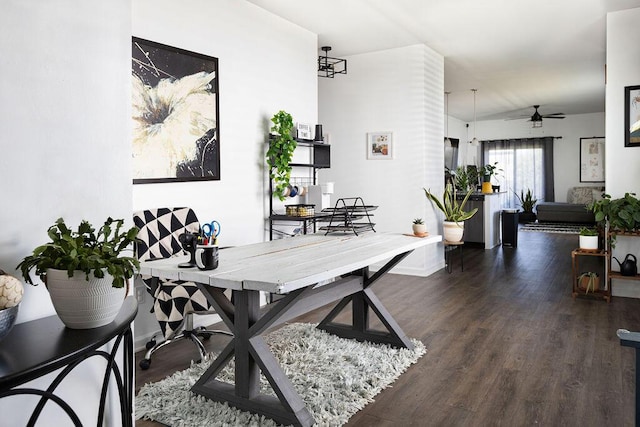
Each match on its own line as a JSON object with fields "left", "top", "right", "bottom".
{"left": 579, "top": 137, "right": 605, "bottom": 183}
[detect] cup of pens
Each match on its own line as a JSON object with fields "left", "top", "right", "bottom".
{"left": 195, "top": 245, "right": 219, "bottom": 271}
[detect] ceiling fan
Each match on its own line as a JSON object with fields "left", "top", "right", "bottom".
{"left": 507, "top": 105, "right": 565, "bottom": 127}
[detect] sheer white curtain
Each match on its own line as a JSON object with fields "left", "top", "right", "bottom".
{"left": 482, "top": 137, "right": 554, "bottom": 210}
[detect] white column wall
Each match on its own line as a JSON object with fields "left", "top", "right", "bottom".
{"left": 318, "top": 44, "right": 445, "bottom": 276}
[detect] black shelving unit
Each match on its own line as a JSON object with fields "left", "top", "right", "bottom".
{"left": 268, "top": 138, "right": 331, "bottom": 240}
{"left": 319, "top": 197, "right": 377, "bottom": 235}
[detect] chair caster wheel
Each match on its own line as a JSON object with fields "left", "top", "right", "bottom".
{"left": 139, "top": 359, "right": 151, "bottom": 370}
{"left": 145, "top": 340, "right": 156, "bottom": 350}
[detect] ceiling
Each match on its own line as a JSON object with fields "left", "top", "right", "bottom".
{"left": 246, "top": 0, "right": 640, "bottom": 122}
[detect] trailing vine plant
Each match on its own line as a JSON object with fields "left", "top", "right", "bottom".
{"left": 267, "top": 110, "right": 297, "bottom": 201}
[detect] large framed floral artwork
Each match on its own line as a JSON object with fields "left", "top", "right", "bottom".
{"left": 132, "top": 37, "right": 220, "bottom": 183}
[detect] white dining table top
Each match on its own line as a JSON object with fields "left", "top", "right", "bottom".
{"left": 138, "top": 232, "right": 441, "bottom": 294}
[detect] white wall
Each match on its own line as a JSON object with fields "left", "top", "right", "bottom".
{"left": 606, "top": 7, "right": 640, "bottom": 298}
{"left": 131, "top": 0, "right": 319, "bottom": 345}
{"left": 0, "top": 1, "right": 132, "bottom": 425}
{"left": 318, "top": 45, "right": 445, "bottom": 276}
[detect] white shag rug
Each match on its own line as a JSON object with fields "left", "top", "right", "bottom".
{"left": 136, "top": 322, "right": 426, "bottom": 426}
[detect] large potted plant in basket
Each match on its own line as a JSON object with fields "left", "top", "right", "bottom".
{"left": 424, "top": 184, "right": 478, "bottom": 242}
{"left": 17, "top": 217, "right": 139, "bottom": 329}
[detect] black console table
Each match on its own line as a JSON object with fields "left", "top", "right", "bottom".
{"left": 0, "top": 297, "right": 137, "bottom": 427}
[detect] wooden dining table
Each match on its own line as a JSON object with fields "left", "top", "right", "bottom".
{"left": 139, "top": 231, "right": 440, "bottom": 426}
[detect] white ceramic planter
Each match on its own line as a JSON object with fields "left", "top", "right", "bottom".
{"left": 443, "top": 221, "right": 464, "bottom": 242}
{"left": 46, "top": 269, "right": 126, "bottom": 329}
{"left": 579, "top": 235, "right": 599, "bottom": 251}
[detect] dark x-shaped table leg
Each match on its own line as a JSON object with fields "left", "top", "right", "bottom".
{"left": 192, "top": 251, "right": 414, "bottom": 426}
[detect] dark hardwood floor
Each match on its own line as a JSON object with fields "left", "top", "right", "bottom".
{"left": 135, "top": 229, "right": 640, "bottom": 426}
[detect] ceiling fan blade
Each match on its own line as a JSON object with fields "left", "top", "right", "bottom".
{"left": 542, "top": 116, "right": 565, "bottom": 119}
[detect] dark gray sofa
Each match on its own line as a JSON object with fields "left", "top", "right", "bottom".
{"left": 536, "top": 186, "right": 603, "bottom": 223}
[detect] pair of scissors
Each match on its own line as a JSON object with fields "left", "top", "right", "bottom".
{"left": 201, "top": 220, "right": 221, "bottom": 245}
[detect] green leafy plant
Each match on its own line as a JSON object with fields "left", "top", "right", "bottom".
{"left": 424, "top": 184, "right": 478, "bottom": 223}
{"left": 267, "top": 110, "right": 297, "bottom": 201}
{"left": 453, "top": 166, "right": 471, "bottom": 192}
{"left": 579, "top": 227, "right": 598, "bottom": 236}
{"left": 17, "top": 217, "right": 139, "bottom": 289}
{"left": 514, "top": 188, "right": 538, "bottom": 213}
{"left": 413, "top": 218, "right": 424, "bottom": 225}
{"left": 481, "top": 162, "right": 502, "bottom": 181}
{"left": 589, "top": 192, "right": 640, "bottom": 232}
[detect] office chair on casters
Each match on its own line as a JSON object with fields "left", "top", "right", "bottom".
{"left": 133, "top": 207, "right": 232, "bottom": 370}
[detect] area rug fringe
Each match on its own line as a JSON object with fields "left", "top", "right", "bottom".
{"left": 136, "top": 322, "right": 426, "bottom": 426}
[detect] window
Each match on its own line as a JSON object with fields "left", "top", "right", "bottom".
{"left": 482, "top": 137, "right": 554, "bottom": 209}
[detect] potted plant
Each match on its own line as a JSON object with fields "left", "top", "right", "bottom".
{"left": 589, "top": 192, "right": 640, "bottom": 232}
{"left": 412, "top": 218, "right": 428, "bottom": 237}
{"left": 453, "top": 166, "right": 471, "bottom": 193}
{"left": 424, "top": 184, "right": 478, "bottom": 242}
{"left": 577, "top": 271, "right": 599, "bottom": 293}
{"left": 514, "top": 188, "right": 538, "bottom": 223}
{"left": 579, "top": 227, "right": 599, "bottom": 251}
{"left": 481, "top": 162, "right": 501, "bottom": 193}
{"left": 267, "top": 110, "right": 297, "bottom": 201}
{"left": 17, "top": 217, "right": 139, "bottom": 329}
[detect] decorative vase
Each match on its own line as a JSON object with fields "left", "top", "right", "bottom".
{"left": 46, "top": 269, "right": 127, "bottom": 329}
{"left": 443, "top": 221, "right": 464, "bottom": 242}
{"left": 579, "top": 235, "right": 599, "bottom": 251}
{"left": 481, "top": 181, "right": 493, "bottom": 194}
{"left": 412, "top": 223, "right": 428, "bottom": 237}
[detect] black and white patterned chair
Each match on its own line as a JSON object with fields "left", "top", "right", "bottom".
{"left": 133, "top": 207, "right": 231, "bottom": 370}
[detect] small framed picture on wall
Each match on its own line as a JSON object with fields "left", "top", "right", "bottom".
{"left": 366, "top": 132, "right": 393, "bottom": 160}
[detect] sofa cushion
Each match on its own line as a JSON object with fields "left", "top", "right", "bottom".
{"left": 567, "top": 186, "right": 604, "bottom": 204}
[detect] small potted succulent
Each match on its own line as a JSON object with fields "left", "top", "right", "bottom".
{"left": 412, "top": 218, "right": 427, "bottom": 237}
{"left": 17, "top": 217, "right": 139, "bottom": 329}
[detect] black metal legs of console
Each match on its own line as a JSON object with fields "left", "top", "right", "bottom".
{"left": 0, "top": 297, "right": 137, "bottom": 427}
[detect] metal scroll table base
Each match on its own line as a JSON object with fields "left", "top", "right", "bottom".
{"left": 192, "top": 251, "right": 414, "bottom": 427}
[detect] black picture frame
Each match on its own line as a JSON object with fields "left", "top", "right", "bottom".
{"left": 624, "top": 85, "right": 640, "bottom": 148}
{"left": 132, "top": 37, "right": 220, "bottom": 184}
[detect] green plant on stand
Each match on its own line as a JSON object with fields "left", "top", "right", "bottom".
{"left": 423, "top": 184, "right": 478, "bottom": 223}
{"left": 577, "top": 272, "right": 599, "bottom": 294}
{"left": 579, "top": 227, "right": 598, "bottom": 236}
{"left": 267, "top": 110, "right": 297, "bottom": 201}
{"left": 589, "top": 192, "right": 640, "bottom": 248}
